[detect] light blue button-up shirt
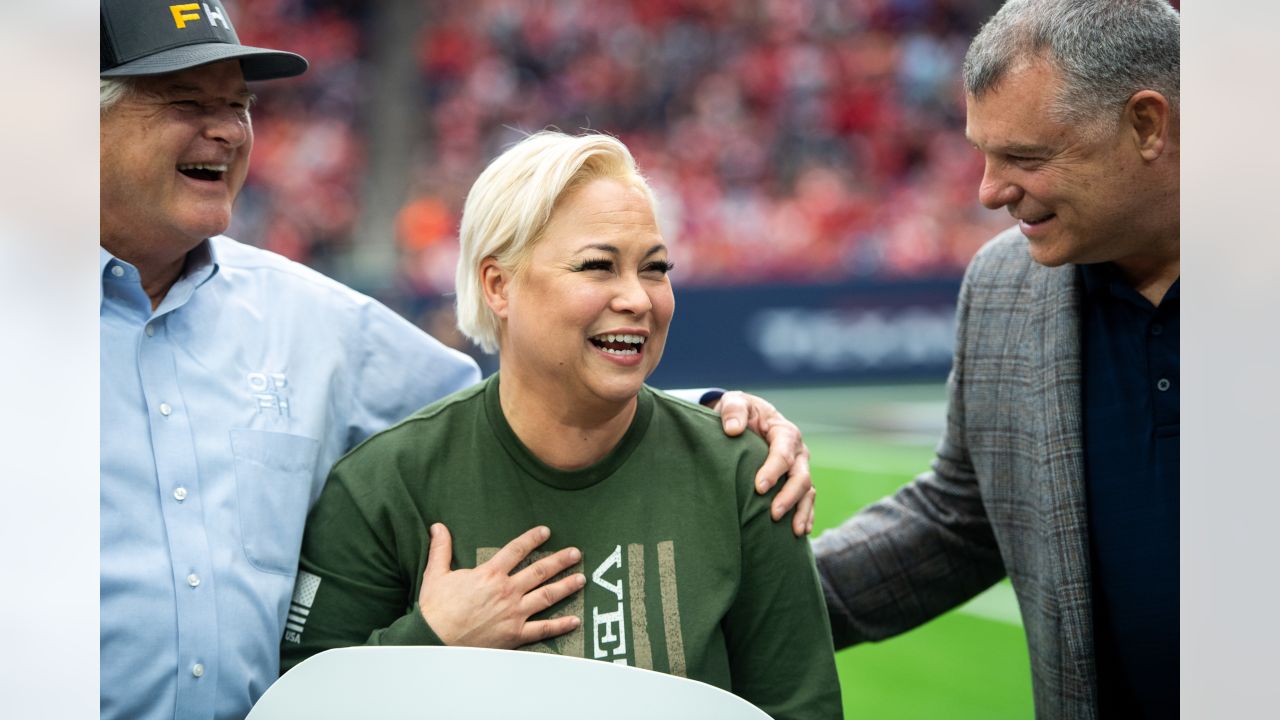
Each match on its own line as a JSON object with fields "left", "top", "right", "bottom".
{"left": 100, "top": 236, "right": 480, "bottom": 720}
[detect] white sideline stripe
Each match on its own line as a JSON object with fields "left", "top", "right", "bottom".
{"left": 803, "top": 424, "right": 939, "bottom": 445}
{"left": 796, "top": 422, "right": 878, "bottom": 434}
{"left": 289, "top": 603, "right": 310, "bottom": 616}
{"left": 812, "top": 457, "right": 935, "bottom": 477}
{"left": 288, "top": 613, "right": 307, "bottom": 625}
{"left": 286, "top": 621, "right": 305, "bottom": 633}
{"left": 953, "top": 583, "right": 1023, "bottom": 626}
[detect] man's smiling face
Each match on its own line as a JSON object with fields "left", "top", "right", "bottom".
{"left": 101, "top": 60, "right": 254, "bottom": 256}
{"left": 965, "top": 58, "right": 1149, "bottom": 268}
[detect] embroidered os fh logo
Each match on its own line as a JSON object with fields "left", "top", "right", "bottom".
{"left": 248, "top": 372, "right": 290, "bottom": 417}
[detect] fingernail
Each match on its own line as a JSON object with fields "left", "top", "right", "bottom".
{"left": 728, "top": 419, "right": 743, "bottom": 432}
{"left": 576, "top": 574, "right": 587, "bottom": 588}
{"left": 772, "top": 504, "right": 783, "bottom": 518}
{"left": 570, "top": 616, "right": 582, "bottom": 627}
{"left": 539, "top": 526, "right": 550, "bottom": 540}
{"left": 569, "top": 548, "right": 581, "bottom": 562}
{"left": 429, "top": 523, "right": 440, "bottom": 536}
{"left": 757, "top": 479, "right": 769, "bottom": 492}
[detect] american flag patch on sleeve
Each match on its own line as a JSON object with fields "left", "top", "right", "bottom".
{"left": 283, "top": 571, "right": 321, "bottom": 644}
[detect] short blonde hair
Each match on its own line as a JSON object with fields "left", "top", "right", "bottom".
{"left": 455, "top": 131, "right": 656, "bottom": 353}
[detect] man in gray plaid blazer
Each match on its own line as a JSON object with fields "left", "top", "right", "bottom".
{"left": 812, "top": 1, "right": 1180, "bottom": 718}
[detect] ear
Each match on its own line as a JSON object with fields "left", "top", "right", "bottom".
{"left": 1125, "top": 90, "right": 1172, "bottom": 162}
{"left": 479, "top": 257, "right": 512, "bottom": 320}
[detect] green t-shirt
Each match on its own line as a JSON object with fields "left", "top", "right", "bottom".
{"left": 282, "top": 374, "right": 841, "bottom": 719}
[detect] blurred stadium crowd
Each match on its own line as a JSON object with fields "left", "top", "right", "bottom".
{"left": 229, "top": 0, "right": 1012, "bottom": 296}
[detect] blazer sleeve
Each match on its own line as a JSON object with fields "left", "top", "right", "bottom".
{"left": 810, "top": 244, "right": 1008, "bottom": 649}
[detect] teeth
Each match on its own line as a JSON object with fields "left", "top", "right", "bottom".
{"left": 595, "top": 333, "right": 645, "bottom": 345}
{"left": 177, "top": 163, "right": 228, "bottom": 172}
{"left": 589, "top": 332, "right": 647, "bottom": 357}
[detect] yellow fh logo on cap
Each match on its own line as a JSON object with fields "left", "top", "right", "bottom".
{"left": 170, "top": 3, "right": 229, "bottom": 30}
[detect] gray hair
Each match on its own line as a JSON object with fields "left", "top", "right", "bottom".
{"left": 454, "top": 131, "right": 657, "bottom": 354}
{"left": 100, "top": 78, "right": 135, "bottom": 112}
{"left": 963, "top": 0, "right": 1180, "bottom": 125}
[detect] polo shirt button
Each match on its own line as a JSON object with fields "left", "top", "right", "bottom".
{"left": 173, "top": 487, "right": 188, "bottom": 502}
{"left": 187, "top": 573, "right": 201, "bottom": 588}
{"left": 192, "top": 663, "right": 204, "bottom": 678}
{"left": 1151, "top": 323, "right": 1164, "bottom": 335}
{"left": 159, "top": 403, "right": 172, "bottom": 416}
{"left": 145, "top": 324, "right": 156, "bottom": 337}
{"left": 1157, "top": 378, "right": 1171, "bottom": 391}
{"left": 110, "top": 265, "right": 124, "bottom": 278}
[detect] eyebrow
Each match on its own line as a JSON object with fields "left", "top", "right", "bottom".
{"left": 998, "top": 143, "right": 1051, "bottom": 156}
{"left": 576, "top": 243, "right": 667, "bottom": 258}
{"left": 966, "top": 135, "right": 1051, "bottom": 157}
{"left": 162, "top": 83, "right": 254, "bottom": 100}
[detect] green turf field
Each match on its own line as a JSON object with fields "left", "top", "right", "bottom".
{"left": 754, "top": 382, "right": 1035, "bottom": 719}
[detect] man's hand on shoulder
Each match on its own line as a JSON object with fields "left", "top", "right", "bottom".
{"left": 710, "top": 390, "right": 815, "bottom": 537}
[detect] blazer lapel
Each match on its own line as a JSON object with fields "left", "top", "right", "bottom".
{"left": 1037, "top": 263, "right": 1097, "bottom": 713}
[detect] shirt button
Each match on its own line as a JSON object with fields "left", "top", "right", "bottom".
{"left": 145, "top": 324, "right": 156, "bottom": 337}
{"left": 192, "top": 663, "right": 205, "bottom": 678}
{"left": 1151, "top": 323, "right": 1164, "bottom": 336}
{"left": 173, "top": 487, "right": 188, "bottom": 502}
{"left": 159, "top": 403, "right": 172, "bottom": 416}
{"left": 187, "top": 573, "right": 201, "bottom": 588}
{"left": 1157, "top": 378, "right": 1171, "bottom": 392}
{"left": 110, "top": 265, "right": 124, "bottom": 277}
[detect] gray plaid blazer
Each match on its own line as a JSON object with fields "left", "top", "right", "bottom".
{"left": 813, "top": 227, "right": 1096, "bottom": 720}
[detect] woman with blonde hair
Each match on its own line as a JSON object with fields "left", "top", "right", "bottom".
{"left": 283, "top": 131, "right": 841, "bottom": 719}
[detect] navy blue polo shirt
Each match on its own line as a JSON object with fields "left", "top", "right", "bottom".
{"left": 1079, "top": 263, "right": 1179, "bottom": 718}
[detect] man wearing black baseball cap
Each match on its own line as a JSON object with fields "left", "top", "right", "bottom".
{"left": 100, "top": 2, "right": 483, "bottom": 719}
{"left": 99, "top": 3, "right": 817, "bottom": 718}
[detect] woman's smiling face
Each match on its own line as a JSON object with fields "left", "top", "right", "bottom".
{"left": 491, "top": 176, "right": 675, "bottom": 408}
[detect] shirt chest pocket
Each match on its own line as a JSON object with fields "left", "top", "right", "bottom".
{"left": 231, "top": 429, "right": 321, "bottom": 575}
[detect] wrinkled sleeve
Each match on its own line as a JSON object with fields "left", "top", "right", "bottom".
{"left": 344, "top": 299, "right": 479, "bottom": 451}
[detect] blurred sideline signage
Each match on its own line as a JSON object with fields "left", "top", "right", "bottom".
{"left": 648, "top": 278, "right": 961, "bottom": 388}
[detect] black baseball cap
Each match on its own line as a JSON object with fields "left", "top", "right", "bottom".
{"left": 101, "top": 0, "right": 308, "bottom": 81}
